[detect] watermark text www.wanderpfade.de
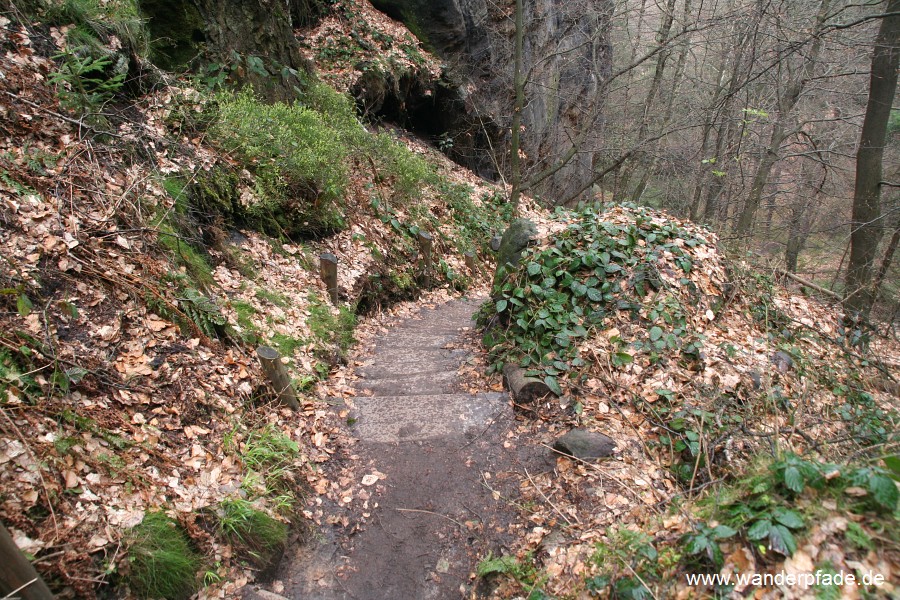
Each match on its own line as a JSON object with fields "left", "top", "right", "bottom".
{"left": 685, "top": 569, "right": 887, "bottom": 589}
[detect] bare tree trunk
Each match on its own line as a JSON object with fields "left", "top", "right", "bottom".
{"left": 872, "top": 219, "right": 900, "bottom": 305}
{"left": 508, "top": 0, "right": 525, "bottom": 211}
{"left": 617, "top": 0, "right": 677, "bottom": 197}
{"left": 631, "top": 0, "right": 693, "bottom": 204}
{"left": 734, "top": 0, "right": 829, "bottom": 235}
{"left": 844, "top": 0, "right": 900, "bottom": 319}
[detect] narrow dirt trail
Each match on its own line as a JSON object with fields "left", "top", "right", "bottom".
{"left": 272, "top": 298, "right": 542, "bottom": 600}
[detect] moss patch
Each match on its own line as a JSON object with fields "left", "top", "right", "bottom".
{"left": 126, "top": 511, "right": 201, "bottom": 600}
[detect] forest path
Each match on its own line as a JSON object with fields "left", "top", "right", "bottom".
{"left": 268, "top": 298, "right": 538, "bottom": 600}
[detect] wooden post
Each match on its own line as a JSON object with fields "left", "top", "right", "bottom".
{"left": 464, "top": 251, "right": 476, "bottom": 272}
{"left": 417, "top": 231, "right": 433, "bottom": 285}
{"left": 0, "top": 522, "right": 53, "bottom": 600}
{"left": 256, "top": 346, "right": 300, "bottom": 410}
{"left": 319, "top": 253, "right": 338, "bottom": 305}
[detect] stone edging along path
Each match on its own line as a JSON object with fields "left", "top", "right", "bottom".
{"left": 260, "top": 298, "right": 544, "bottom": 600}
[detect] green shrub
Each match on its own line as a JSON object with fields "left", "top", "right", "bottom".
{"left": 478, "top": 204, "right": 710, "bottom": 395}
{"left": 213, "top": 88, "right": 355, "bottom": 238}
{"left": 127, "top": 511, "right": 201, "bottom": 600}
{"left": 49, "top": 48, "right": 126, "bottom": 116}
{"left": 213, "top": 84, "right": 439, "bottom": 239}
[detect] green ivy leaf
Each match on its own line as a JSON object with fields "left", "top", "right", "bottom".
{"left": 747, "top": 519, "right": 771, "bottom": 541}
{"left": 17, "top": 294, "right": 32, "bottom": 317}
{"left": 783, "top": 465, "right": 805, "bottom": 493}
{"left": 868, "top": 474, "right": 899, "bottom": 510}
{"left": 649, "top": 326, "right": 663, "bottom": 342}
{"left": 712, "top": 525, "right": 736, "bottom": 539}
{"left": 772, "top": 507, "right": 804, "bottom": 529}
{"left": 495, "top": 299, "right": 508, "bottom": 313}
{"left": 769, "top": 524, "right": 797, "bottom": 556}
{"left": 544, "top": 375, "right": 562, "bottom": 396}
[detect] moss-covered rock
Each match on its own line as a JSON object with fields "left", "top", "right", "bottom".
{"left": 493, "top": 217, "right": 537, "bottom": 285}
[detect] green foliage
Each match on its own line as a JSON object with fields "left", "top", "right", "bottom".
{"left": 213, "top": 84, "right": 440, "bottom": 239}
{"left": 478, "top": 205, "right": 709, "bottom": 391}
{"left": 49, "top": 48, "right": 125, "bottom": 117}
{"left": 213, "top": 87, "right": 356, "bottom": 238}
{"left": 239, "top": 425, "right": 300, "bottom": 500}
{"left": 696, "top": 452, "right": 898, "bottom": 569}
{"left": 217, "top": 498, "right": 287, "bottom": 567}
{"left": 178, "top": 288, "right": 230, "bottom": 339}
{"left": 476, "top": 552, "right": 548, "bottom": 599}
{"left": 0, "top": 348, "right": 39, "bottom": 403}
{"left": 588, "top": 528, "right": 678, "bottom": 599}
{"left": 681, "top": 523, "right": 736, "bottom": 569}
{"left": 307, "top": 294, "right": 357, "bottom": 362}
{"left": 255, "top": 288, "right": 290, "bottom": 308}
{"left": 127, "top": 511, "right": 201, "bottom": 600}
{"left": 45, "top": 0, "right": 150, "bottom": 55}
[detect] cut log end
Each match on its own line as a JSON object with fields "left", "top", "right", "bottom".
{"left": 502, "top": 363, "right": 554, "bottom": 403}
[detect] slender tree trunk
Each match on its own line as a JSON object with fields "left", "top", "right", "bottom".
{"left": 844, "top": 0, "right": 900, "bottom": 318}
{"left": 618, "top": 0, "right": 677, "bottom": 197}
{"left": 734, "top": 0, "right": 829, "bottom": 235}
{"left": 871, "top": 220, "right": 900, "bottom": 306}
{"left": 631, "top": 0, "right": 693, "bottom": 204}
{"left": 508, "top": 0, "right": 525, "bottom": 211}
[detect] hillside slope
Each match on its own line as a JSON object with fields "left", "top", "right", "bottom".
{"left": 0, "top": 7, "right": 527, "bottom": 596}
{"left": 1, "top": 2, "right": 898, "bottom": 600}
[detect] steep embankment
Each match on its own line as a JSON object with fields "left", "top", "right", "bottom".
{"left": 0, "top": 7, "right": 524, "bottom": 597}
{"left": 473, "top": 205, "right": 900, "bottom": 599}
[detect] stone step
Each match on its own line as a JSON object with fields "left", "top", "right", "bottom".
{"left": 357, "top": 358, "right": 464, "bottom": 379}
{"left": 349, "top": 393, "right": 507, "bottom": 443}
{"left": 355, "top": 370, "right": 459, "bottom": 396}
{"left": 375, "top": 329, "right": 459, "bottom": 348}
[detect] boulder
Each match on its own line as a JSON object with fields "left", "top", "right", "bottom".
{"left": 770, "top": 351, "right": 794, "bottom": 373}
{"left": 553, "top": 429, "right": 615, "bottom": 460}
{"left": 493, "top": 218, "right": 537, "bottom": 285}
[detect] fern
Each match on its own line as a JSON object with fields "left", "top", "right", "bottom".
{"left": 179, "top": 288, "right": 229, "bottom": 338}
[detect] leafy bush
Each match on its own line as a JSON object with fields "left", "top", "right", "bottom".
{"left": 49, "top": 48, "right": 126, "bottom": 116}
{"left": 587, "top": 528, "right": 679, "bottom": 600}
{"left": 127, "top": 511, "right": 201, "bottom": 600}
{"left": 45, "top": 0, "right": 150, "bottom": 55}
{"left": 214, "top": 88, "right": 352, "bottom": 237}
{"left": 478, "top": 205, "right": 711, "bottom": 395}
{"left": 213, "top": 84, "right": 438, "bottom": 239}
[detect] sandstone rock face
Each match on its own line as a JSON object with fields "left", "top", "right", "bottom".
{"left": 370, "top": 0, "right": 612, "bottom": 204}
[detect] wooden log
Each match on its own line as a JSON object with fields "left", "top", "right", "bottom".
{"left": 0, "top": 522, "right": 53, "bottom": 600}
{"left": 417, "top": 231, "right": 433, "bottom": 285}
{"left": 775, "top": 268, "right": 841, "bottom": 301}
{"left": 502, "top": 364, "right": 554, "bottom": 403}
{"left": 319, "top": 253, "right": 339, "bottom": 305}
{"left": 464, "top": 251, "right": 476, "bottom": 272}
{"left": 256, "top": 346, "right": 300, "bottom": 410}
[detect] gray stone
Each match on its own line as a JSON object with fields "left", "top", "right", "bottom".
{"left": 243, "top": 587, "right": 290, "bottom": 600}
{"left": 490, "top": 235, "right": 502, "bottom": 252}
{"left": 350, "top": 393, "right": 507, "bottom": 442}
{"left": 771, "top": 351, "right": 794, "bottom": 373}
{"left": 553, "top": 429, "right": 615, "bottom": 460}
{"left": 493, "top": 219, "right": 538, "bottom": 286}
